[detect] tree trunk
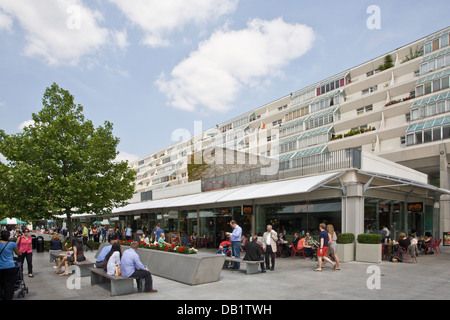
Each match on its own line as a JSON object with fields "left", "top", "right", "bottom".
{"left": 66, "top": 208, "right": 73, "bottom": 243}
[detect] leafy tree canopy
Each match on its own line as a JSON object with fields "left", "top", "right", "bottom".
{"left": 0, "top": 83, "right": 136, "bottom": 233}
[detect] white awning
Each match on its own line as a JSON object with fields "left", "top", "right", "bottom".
{"left": 359, "top": 170, "right": 450, "bottom": 195}
{"left": 112, "top": 171, "right": 344, "bottom": 213}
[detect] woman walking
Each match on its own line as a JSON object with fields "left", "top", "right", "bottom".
{"left": 16, "top": 229, "right": 34, "bottom": 277}
{"left": 327, "top": 224, "right": 341, "bottom": 270}
{"left": 0, "top": 230, "right": 22, "bottom": 300}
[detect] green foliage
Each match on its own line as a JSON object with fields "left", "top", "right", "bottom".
{"left": 377, "top": 54, "right": 394, "bottom": 71}
{"left": 0, "top": 83, "right": 136, "bottom": 237}
{"left": 401, "top": 46, "right": 423, "bottom": 64}
{"left": 357, "top": 233, "right": 382, "bottom": 244}
{"left": 337, "top": 233, "right": 355, "bottom": 244}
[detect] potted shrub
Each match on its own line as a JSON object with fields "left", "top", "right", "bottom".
{"left": 356, "top": 234, "right": 382, "bottom": 263}
{"left": 336, "top": 233, "right": 355, "bottom": 262}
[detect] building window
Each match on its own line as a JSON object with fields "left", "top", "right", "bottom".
{"left": 357, "top": 105, "right": 373, "bottom": 115}
{"left": 362, "top": 85, "right": 378, "bottom": 95}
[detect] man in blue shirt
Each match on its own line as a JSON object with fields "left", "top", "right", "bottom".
{"left": 226, "top": 220, "right": 242, "bottom": 269}
{"left": 121, "top": 242, "right": 157, "bottom": 293}
{"left": 153, "top": 224, "right": 164, "bottom": 242}
{"left": 95, "top": 239, "right": 116, "bottom": 268}
{"left": 125, "top": 225, "right": 132, "bottom": 241}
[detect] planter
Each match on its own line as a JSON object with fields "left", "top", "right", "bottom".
{"left": 96, "top": 243, "right": 225, "bottom": 286}
{"left": 355, "top": 243, "right": 382, "bottom": 263}
{"left": 336, "top": 243, "right": 355, "bottom": 262}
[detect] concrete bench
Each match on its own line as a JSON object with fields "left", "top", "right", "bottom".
{"left": 89, "top": 267, "right": 143, "bottom": 297}
{"left": 223, "top": 257, "right": 262, "bottom": 274}
{"left": 49, "top": 250, "right": 63, "bottom": 262}
{"left": 74, "top": 260, "right": 95, "bottom": 277}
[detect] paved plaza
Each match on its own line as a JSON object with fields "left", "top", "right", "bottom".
{"left": 15, "top": 245, "right": 450, "bottom": 301}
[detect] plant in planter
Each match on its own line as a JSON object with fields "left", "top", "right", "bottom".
{"left": 336, "top": 233, "right": 355, "bottom": 262}
{"left": 356, "top": 233, "right": 382, "bottom": 263}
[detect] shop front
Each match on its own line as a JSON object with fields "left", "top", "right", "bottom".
{"left": 255, "top": 199, "right": 342, "bottom": 241}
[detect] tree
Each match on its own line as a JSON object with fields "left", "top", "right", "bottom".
{"left": 0, "top": 83, "right": 136, "bottom": 239}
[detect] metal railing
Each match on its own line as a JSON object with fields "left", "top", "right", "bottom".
{"left": 201, "top": 148, "right": 361, "bottom": 191}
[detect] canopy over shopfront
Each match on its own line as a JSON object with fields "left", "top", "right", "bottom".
{"left": 113, "top": 171, "right": 345, "bottom": 213}
{"left": 0, "top": 218, "right": 28, "bottom": 225}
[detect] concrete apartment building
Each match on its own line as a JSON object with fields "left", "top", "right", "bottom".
{"left": 69, "top": 27, "right": 450, "bottom": 247}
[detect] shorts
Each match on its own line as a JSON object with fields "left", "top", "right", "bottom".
{"left": 317, "top": 247, "right": 328, "bottom": 257}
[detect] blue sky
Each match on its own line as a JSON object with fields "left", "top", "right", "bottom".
{"left": 0, "top": 0, "right": 449, "bottom": 163}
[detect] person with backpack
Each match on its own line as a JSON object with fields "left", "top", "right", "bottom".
{"left": 0, "top": 230, "right": 22, "bottom": 300}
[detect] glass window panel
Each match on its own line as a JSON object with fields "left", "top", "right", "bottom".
{"left": 411, "top": 109, "right": 420, "bottom": 121}
{"left": 406, "top": 134, "right": 415, "bottom": 146}
{"left": 444, "top": 125, "right": 450, "bottom": 140}
{"left": 424, "top": 43, "right": 432, "bottom": 54}
{"left": 427, "top": 103, "right": 436, "bottom": 116}
{"left": 416, "top": 85, "right": 424, "bottom": 97}
{"left": 437, "top": 56, "right": 445, "bottom": 69}
{"left": 428, "top": 61, "right": 435, "bottom": 72}
{"left": 442, "top": 76, "right": 449, "bottom": 89}
{"left": 433, "top": 127, "right": 442, "bottom": 141}
{"left": 438, "top": 101, "right": 446, "bottom": 113}
{"left": 415, "top": 132, "right": 423, "bottom": 144}
{"left": 433, "top": 79, "right": 441, "bottom": 92}
{"left": 441, "top": 35, "right": 449, "bottom": 48}
{"left": 424, "top": 130, "right": 432, "bottom": 143}
{"left": 425, "top": 82, "right": 432, "bottom": 95}
{"left": 420, "top": 63, "right": 428, "bottom": 74}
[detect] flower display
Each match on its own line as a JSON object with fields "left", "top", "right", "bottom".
{"left": 118, "top": 240, "right": 197, "bottom": 254}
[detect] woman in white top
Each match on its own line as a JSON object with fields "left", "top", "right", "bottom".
{"left": 104, "top": 243, "right": 122, "bottom": 276}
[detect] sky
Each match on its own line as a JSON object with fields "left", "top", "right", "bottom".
{"left": 0, "top": 0, "right": 449, "bottom": 164}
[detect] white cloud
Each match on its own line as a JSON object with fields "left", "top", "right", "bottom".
{"left": 156, "top": 18, "right": 315, "bottom": 113}
{"left": 17, "top": 119, "right": 35, "bottom": 130}
{"left": 0, "top": 8, "right": 12, "bottom": 31}
{"left": 0, "top": 0, "right": 115, "bottom": 66}
{"left": 108, "top": 0, "right": 239, "bottom": 47}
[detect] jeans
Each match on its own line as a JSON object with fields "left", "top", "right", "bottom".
{"left": 231, "top": 241, "right": 241, "bottom": 269}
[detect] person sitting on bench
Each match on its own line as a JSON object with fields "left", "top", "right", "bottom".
{"left": 243, "top": 235, "right": 266, "bottom": 273}
{"left": 120, "top": 242, "right": 157, "bottom": 294}
{"left": 95, "top": 240, "right": 117, "bottom": 268}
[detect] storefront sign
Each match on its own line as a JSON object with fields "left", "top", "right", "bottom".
{"left": 243, "top": 205, "right": 253, "bottom": 215}
{"left": 407, "top": 202, "right": 423, "bottom": 212}
{"left": 443, "top": 232, "right": 450, "bottom": 246}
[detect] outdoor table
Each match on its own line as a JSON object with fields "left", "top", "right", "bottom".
{"left": 382, "top": 242, "right": 399, "bottom": 260}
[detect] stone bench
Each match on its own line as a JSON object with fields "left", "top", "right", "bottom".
{"left": 74, "top": 260, "right": 95, "bottom": 277}
{"left": 223, "top": 257, "right": 262, "bottom": 274}
{"left": 89, "top": 267, "right": 143, "bottom": 297}
{"left": 49, "top": 250, "right": 63, "bottom": 262}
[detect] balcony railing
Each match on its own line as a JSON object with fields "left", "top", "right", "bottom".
{"left": 201, "top": 148, "right": 361, "bottom": 191}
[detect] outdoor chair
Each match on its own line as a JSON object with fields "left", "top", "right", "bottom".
{"left": 290, "top": 245, "right": 306, "bottom": 259}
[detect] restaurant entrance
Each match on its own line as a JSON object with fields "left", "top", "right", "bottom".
{"left": 198, "top": 206, "right": 251, "bottom": 248}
